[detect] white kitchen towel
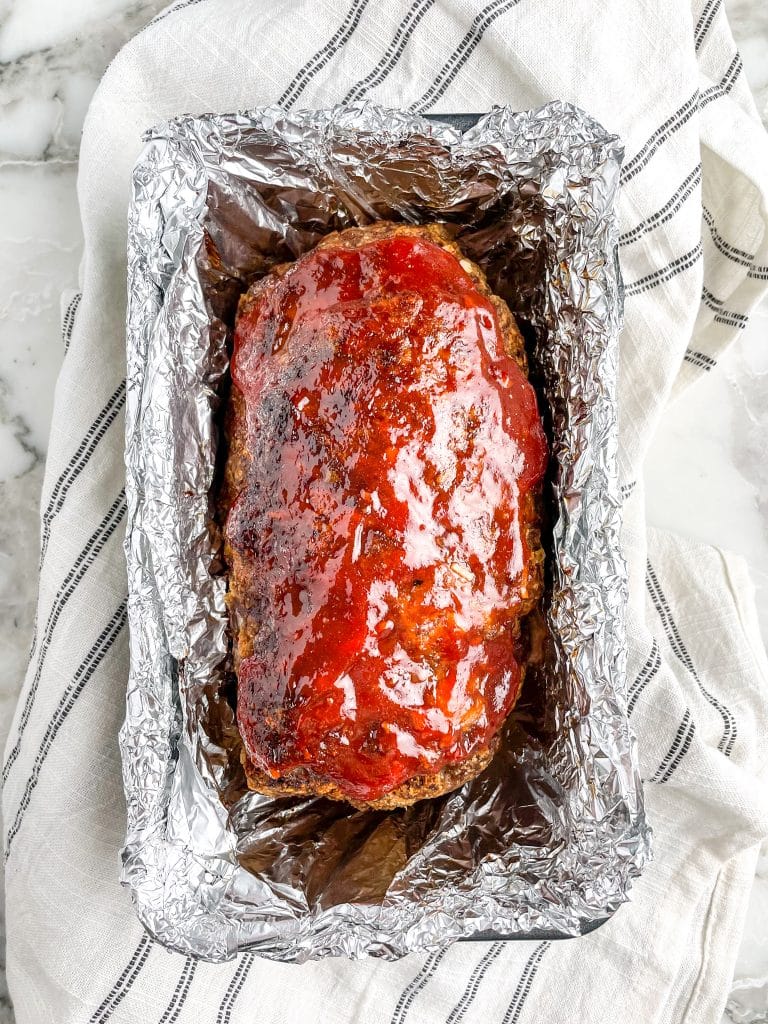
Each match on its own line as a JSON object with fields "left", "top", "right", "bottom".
{"left": 4, "top": 1, "right": 768, "bottom": 1022}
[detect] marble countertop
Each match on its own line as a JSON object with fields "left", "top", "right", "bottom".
{"left": 0, "top": 2, "right": 766, "bottom": 1023}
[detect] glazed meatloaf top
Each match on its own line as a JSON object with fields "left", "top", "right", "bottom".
{"left": 221, "top": 222, "right": 548, "bottom": 810}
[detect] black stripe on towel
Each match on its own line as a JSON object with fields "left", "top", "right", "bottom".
{"left": 646, "top": 560, "right": 736, "bottom": 755}
{"left": 445, "top": 943, "right": 505, "bottom": 1024}
{"left": 344, "top": 0, "right": 437, "bottom": 104}
{"left": 683, "top": 349, "right": 717, "bottom": 372}
{"left": 89, "top": 933, "right": 153, "bottom": 1024}
{"left": 216, "top": 955, "right": 256, "bottom": 1024}
{"left": 622, "top": 53, "right": 742, "bottom": 187}
{"left": 702, "top": 286, "right": 748, "bottom": 329}
{"left": 501, "top": 941, "right": 551, "bottom": 1024}
{"left": 61, "top": 292, "right": 82, "bottom": 351}
{"left": 694, "top": 0, "right": 723, "bottom": 51}
{"left": 711, "top": 313, "right": 746, "bottom": 330}
{"left": 151, "top": 0, "right": 208, "bottom": 26}
{"left": 620, "top": 91, "right": 700, "bottom": 185}
{"left": 699, "top": 53, "right": 743, "bottom": 107}
{"left": 619, "top": 165, "right": 702, "bottom": 247}
{"left": 410, "top": 0, "right": 524, "bottom": 112}
{"left": 624, "top": 242, "right": 702, "bottom": 296}
{"left": 627, "top": 640, "right": 661, "bottom": 717}
{"left": 702, "top": 207, "right": 753, "bottom": 267}
{"left": 620, "top": 479, "right": 637, "bottom": 501}
{"left": 702, "top": 209, "right": 768, "bottom": 281}
{"left": 158, "top": 957, "right": 197, "bottom": 1024}
{"left": 651, "top": 709, "right": 696, "bottom": 784}
{"left": 38, "top": 380, "right": 126, "bottom": 568}
{"left": 279, "top": 0, "right": 372, "bottom": 108}
{"left": 391, "top": 948, "right": 449, "bottom": 1024}
{"left": 3, "top": 491, "right": 126, "bottom": 783}
{"left": 5, "top": 600, "right": 127, "bottom": 859}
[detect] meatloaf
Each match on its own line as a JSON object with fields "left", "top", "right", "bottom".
{"left": 221, "top": 222, "right": 548, "bottom": 810}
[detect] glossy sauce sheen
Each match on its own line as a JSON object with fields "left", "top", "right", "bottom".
{"left": 228, "top": 234, "right": 548, "bottom": 802}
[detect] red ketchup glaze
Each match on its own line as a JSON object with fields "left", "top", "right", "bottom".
{"left": 228, "top": 234, "right": 548, "bottom": 802}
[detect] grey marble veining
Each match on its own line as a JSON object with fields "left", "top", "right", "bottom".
{"left": 0, "top": 1, "right": 168, "bottom": 161}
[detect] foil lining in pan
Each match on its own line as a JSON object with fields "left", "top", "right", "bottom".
{"left": 122, "top": 101, "right": 651, "bottom": 961}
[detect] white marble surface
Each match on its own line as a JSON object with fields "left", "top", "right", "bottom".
{"left": 0, "top": 2, "right": 766, "bottom": 1023}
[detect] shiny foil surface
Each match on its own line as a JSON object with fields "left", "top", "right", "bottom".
{"left": 122, "top": 102, "right": 652, "bottom": 961}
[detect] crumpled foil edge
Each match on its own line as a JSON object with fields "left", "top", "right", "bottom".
{"left": 122, "top": 101, "right": 652, "bottom": 962}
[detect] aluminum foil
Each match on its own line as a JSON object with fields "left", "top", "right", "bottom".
{"left": 122, "top": 101, "right": 651, "bottom": 962}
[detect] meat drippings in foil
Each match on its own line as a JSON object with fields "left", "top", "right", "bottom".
{"left": 122, "top": 101, "right": 651, "bottom": 961}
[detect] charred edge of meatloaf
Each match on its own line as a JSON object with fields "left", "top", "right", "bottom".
{"left": 240, "top": 741, "right": 499, "bottom": 811}
{"left": 220, "top": 221, "right": 545, "bottom": 809}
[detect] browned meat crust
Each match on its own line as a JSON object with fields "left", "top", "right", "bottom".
{"left": 220, "top": 222, "right": 545, "bottom": 810}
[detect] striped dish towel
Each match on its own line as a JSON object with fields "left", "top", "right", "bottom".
{"left": 4, "top": 1, "right": 768, "bottom": 1022}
